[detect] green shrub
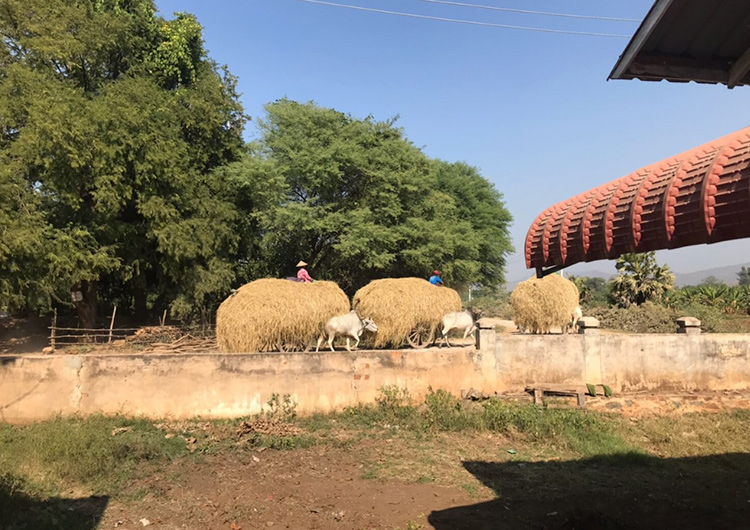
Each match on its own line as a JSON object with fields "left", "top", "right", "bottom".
{"left": 468, "top": 293, "right": 513, "bottom": 319}
{"left": 423, "top": 388, "right": 481, "bottom": 431}
{"left": 265, "top": 393, "right": 298, "bottom": 421}
{"left": 672, "top": 303, "right": 725, "bottom": 333}
{"left": 588, "top": 300, "right": 739, "bottom": 333}
{"left": 587, "top": 302, "right": 677, "bottom": 333}
{"left": 335, "top": 386, "right": 421, "bottom": 430}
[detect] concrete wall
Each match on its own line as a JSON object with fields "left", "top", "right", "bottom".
{"left": 2, "top": 333, "right": 750, "bottom": 423}
{"left": 0, "top": 348, "right": 493, "bottom": 423}
{"left": 495, "top": 334, "right": 750, "bottom": 393}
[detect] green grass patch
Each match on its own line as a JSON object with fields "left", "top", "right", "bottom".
{"left": 301, "top": 386, "right": 641, "bottom": 458}
{"left": 625, "top": 409, "right": 750, "bottom": 457}
{"left": 0, "top": 415, "right": 187, "bottom": 496}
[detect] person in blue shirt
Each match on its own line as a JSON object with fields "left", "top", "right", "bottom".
{"left": 429, "top": 270, "right": 444, "bottom": 286}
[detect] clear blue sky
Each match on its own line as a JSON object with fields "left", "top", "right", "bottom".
{"left": 156, "top": 0, "right": 750, "bottom": 283}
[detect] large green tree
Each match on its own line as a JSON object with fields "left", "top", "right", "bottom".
{"left": 608, "top": 252, "right": 675, "bottom": 307}
{"left": 432, "top": 160, "right": 512, "bottom": 288}
{"left": 244, "top": 99, "right": 513, "bottom": 294}
{"left": 0, "top": 0, "right": 246, "bottom": 325}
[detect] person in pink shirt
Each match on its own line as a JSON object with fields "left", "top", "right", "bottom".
{"left": 296, "top": 261, "right": 314, "bottom": 283}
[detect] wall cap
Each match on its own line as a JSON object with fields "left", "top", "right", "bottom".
{"left": 676, "top": 316, "right": 701, "bottom": 327}
{"left": 577, "top": 316, "right": 600, "bottom": 328}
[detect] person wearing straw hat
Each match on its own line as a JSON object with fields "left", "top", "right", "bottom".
{"left": 296, "top": 261, "right": 314, "bottom": 283}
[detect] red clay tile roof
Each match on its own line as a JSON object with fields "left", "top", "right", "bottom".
{"left": 526, "top": 126, "right": 750, "bottom": 270}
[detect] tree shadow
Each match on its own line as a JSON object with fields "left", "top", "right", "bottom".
{"left": 0, "top": 479, "right": 108, "bottom": 530}
{"left": 428, "top": 452, "right": 750, "bottom": 530}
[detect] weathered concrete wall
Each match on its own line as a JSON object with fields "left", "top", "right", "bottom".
{"left": 0, "top": 348, "right": 493, "bottom": 423}
{"left": 496, "top": 334, "right": 750, "bottom": 393}
{"left": 2, "top": 334, "right": 750, "bottom": 423}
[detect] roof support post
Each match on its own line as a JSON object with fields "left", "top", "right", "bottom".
{"left": 535, "top": 264, "right": 566, "bottom": 279}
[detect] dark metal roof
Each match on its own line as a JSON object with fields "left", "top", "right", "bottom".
{"left": 609, "top": 0, "right": 750, "bottom": 88}
{"left": 526, "top": 127, "right": 750, "bottom": 271}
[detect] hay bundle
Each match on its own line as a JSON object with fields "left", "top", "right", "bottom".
{"left": 511, "top": 274, "right": 579, "bottom": 334}
{"left": 216, "top": 279, "right": 350, "bottom": 353}
{"left": 352, "top": 278, "right": 462, "bottom": 348}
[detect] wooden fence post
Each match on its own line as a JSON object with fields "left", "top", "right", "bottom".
{"left": 50, "top": 308, "right": 57, "bottom": 349}
{"left": 108, "top": 306, "right": 117, "bottom": 344}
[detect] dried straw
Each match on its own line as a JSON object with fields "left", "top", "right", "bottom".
{"left": 352, "top": 278, "right": 462, "bottom": 348}
{"left": 511, "top": 274, "right": 579, "bottom": 334}
{"left": 216, "top": 279, "right": 350, "bottom": 352}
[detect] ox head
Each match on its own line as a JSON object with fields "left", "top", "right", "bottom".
{"left": 361, "top": 317, "right": 378, "bottom": 333}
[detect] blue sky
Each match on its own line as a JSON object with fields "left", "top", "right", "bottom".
{"left": 155, "top": 0, "right": 750, "bottom": 283}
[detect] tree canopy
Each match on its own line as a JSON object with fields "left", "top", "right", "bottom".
{"left": 700, "top": 276, "right": 726, "bottom": 287}
{"left": 0, "top": 0, "right": 245, "bottom": 325}
{"left": 738, "top": 266, "right": 750, "bottom": 286}
{"left": 608, "top": 252, "right": 675, "bottom": 308}
{"left": 243, "top": 99, "right": 513, "bottom": 294}
{"left": 0, "top": 3, "right": 513, "bottom": 324}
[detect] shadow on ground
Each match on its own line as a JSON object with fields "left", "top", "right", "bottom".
{"left": 429, "top": 452, "right": 750, "bottom": 530}
{"left": 0, "top": 480, "right": 108, "bottom": 530}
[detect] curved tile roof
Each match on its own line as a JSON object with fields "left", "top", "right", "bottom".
{"left": 526, "top": 126, "right": 750, "bottom": 270}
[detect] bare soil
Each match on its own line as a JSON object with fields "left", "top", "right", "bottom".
{"left": 98, "top": 444, "right": 476, "bottom": 530}
{"left": 0, "top": 316, "right": 49, "bottom": 354}
{"left": 85, "top": 429, "right": 750, "bottom": 530}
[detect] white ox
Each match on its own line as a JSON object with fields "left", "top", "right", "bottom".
{"left": 440, "top": 309, "right": 481, "bottom": 347}
{"left": 316, "top": 311, "right": 378, "bottom": 352}
{"left": 565, "top": 305, "right": 583, "bottom": 334}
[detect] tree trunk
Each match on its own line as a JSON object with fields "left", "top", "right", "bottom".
{"left": 133, "top": 278, "right": 148, "bottom": 322}
{"left": 74, "top": 280, "right": 98, "bottom": 329}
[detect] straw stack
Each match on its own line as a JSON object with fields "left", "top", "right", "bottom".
{"left": 511, "top": 274, "right": 579, "bottom": 334}
{"left": 353, "top": 278, "right": 462, "bottom": 348}
{"left": 216, "top": 279, "right": 350, "bottom": 352}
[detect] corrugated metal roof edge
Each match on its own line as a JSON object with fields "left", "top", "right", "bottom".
{"left": 609, "top": 0, "right": 675, "bottom": 81}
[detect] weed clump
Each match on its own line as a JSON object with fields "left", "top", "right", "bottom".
{"left": 237, "top": 393, "right": 315, "bottom": 450}
{"left": 424, "top": 388, "right": 482, "bottom": 431}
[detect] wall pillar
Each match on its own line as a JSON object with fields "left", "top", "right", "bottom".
{"left": 476, "top": 322, "right": 496, "bottom": 352}
{"left": 577, "top": 316, "right": 600, "bottom": 335}
{"left": 676, "top": 317, "right": 702, "bottom": 335}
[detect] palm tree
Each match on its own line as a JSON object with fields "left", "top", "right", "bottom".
{"left": 608, "top": 252, "right": 675, "bottom": 307}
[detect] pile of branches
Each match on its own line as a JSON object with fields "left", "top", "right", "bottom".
{"left": 237, "top": 419, "right": 301, "bottom": 439}
{"left": 125, "top": 326, "right": 217, "bottom": 353}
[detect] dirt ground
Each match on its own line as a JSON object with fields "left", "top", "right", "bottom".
{"left": 0, "top": 316, "right": 49, "bottom": 354}
{"left": 98, "top": 446, "right": 474, "bottom": 530}
{"left": 60, "top": 428, "right": 750, "bottom": 530}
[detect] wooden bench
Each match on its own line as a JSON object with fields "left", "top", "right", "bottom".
{"left": 525, "top": 384, "right": 587, "bottom": 409}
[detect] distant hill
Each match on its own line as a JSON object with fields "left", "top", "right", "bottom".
{"left": 673, "top": 262, "right": 750, "bottom": 287}
{"left": 506, "top": 269, "right": 613, "bottom": 290}
{"left": 506, "top": 262, "right": 750, "bottom": 290}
